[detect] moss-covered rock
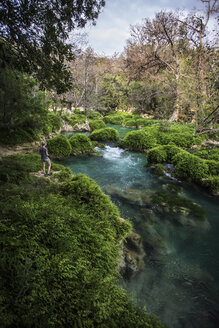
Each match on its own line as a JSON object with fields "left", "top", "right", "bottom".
{"left": 119, "top": 130, "right": 157, "bottom": 152}
{"left": 200, "top": 176, "right": 219, "bottom": 195}
{"left": 47, "top": 134, "right": 72, "bottom": 159}
{"left": 172, "top": 152, "right": 209, "bottom": 182}
{"left": 136, "top": 119, "right": 159, "bottom": 127}
{"left": 123, "top": 119, "right": 138, "bottom": 128}
{"left": 153, "top": 164, "right": 166, "bottom": 176}
{"left": 87, "top": 110, "right": 102, "bottom": 119}
{"left": 103, "top": 115, "right": 124, "bottom": 125}
{"left": 119, "top": 231, "right": 145, "bottom": 280}
{"left": 163, "top": 144, "right": 183, "bottom": 162}
{"left": 147, "top": 145, "right": 182, "bottom": 164}
{"left": 192, "top": 148, "right": 219, "bottom": 162}
{"left": 90, "top": 127, "right": 119, "bottom": 142}
{"left": 89, "top": 119, "right": 106, "bottom": 131}
{"left": 156, "top": 132, "right": 204, "bottom": 148}
{"left": 69, "top": 134, "right": 94, "bottom": 155}
{"left": 147, "top": 146, "right": 167, "bottom": 164}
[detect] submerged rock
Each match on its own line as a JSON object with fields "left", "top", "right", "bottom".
{"left": 119, "top": 231, "right": 145, "bottom": 280}
{"left": 142, "top": 223, "right": 169, "bottom": 265}
{"left": 150, "top": 191, "right": 210, "bottom": 230}
{"left": 105, "top": 184, "right": 152, "bottom": 206}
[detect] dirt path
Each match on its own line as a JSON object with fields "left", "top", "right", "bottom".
{"left": 0, "top": 141, "right": 40, "bottom": 159}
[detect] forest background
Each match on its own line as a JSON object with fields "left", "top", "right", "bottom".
{"left": 0, "top": 0, "right": 218, "bottom": 146}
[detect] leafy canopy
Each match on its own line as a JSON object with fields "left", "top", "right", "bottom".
{"left": 0, "top": 0, "right": 105, "bottom": 93}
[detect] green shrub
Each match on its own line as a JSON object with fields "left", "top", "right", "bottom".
{"left": 119, "top": 130, "right": 157, "bottom": 151}
{"left": 89, "top": 119, "right": 106, "bottom": 131}
{"left": 74, "top": 108, "right": 82, "bottom": 114}
{"left": 0, "top": 127, "right": 39, "bottom": 146}
{"left": 47, "top": 134, "right": 72, "bottom": 158}
{"left": 61, "top": 113, "right": 85, "bottom": 127}
{"left": 0, "top": 153, "right": 42, "bottom": 184}
{"left": 41, "top": 124, "right": 53, "bottom": 136}
{"left": 172, "top": 152, "right": 209, "bottom": 182}
{"left": 147, "top": 146, "right": 167, "bottom": 164}
{"left": 0, "top": 67, "right": 48, "bottom": 146}
{"left": 48, "top": 113, "right": 62, "bottom": 132}
{"left": 69, "top": 134, "right": 94, "bottom": 154}
{"left": 90, "top": 128, "right": 119, "bottom": 142}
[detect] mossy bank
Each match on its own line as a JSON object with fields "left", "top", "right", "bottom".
{"left": 0, "top": 153, "right": 167, "bottom": 328}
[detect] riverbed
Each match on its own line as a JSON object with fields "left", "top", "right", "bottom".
{"left": 60, "top": 125, "right": 219, "bottom": 328}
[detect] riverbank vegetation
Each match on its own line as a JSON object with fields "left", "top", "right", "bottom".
{"left": 0, "top": 153, "right": 167, "bottom": 328}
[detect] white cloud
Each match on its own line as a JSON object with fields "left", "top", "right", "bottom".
{"left": 82, "top": 0, "right": 207, "bottom": 56}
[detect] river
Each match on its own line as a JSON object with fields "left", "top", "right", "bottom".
{"left": 60, "top": 125, "right": 219, "bottom": 328}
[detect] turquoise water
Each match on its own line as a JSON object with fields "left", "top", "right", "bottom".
{"left": 60, "top": 126, "right": 219, "bottom": 328}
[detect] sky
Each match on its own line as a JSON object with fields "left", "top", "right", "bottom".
{"left": 83, "top": 0, "right": 215, "bottom": 56}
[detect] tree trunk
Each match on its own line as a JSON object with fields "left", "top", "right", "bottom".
{"left": 85, "top": 108, "right": 88, "bottom": 124}
{"left": 169, "top": 73, "right": 180, "bottom": 122}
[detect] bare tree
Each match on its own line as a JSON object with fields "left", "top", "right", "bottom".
{"left": 125, "top": 11, "right": 188, "bottom": 121}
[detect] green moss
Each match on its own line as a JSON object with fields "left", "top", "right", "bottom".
{"left": 205, "top": 160, "right": 219, "bottom": 176}
{"left": 165, "top": 184, "right": 182, "bottom": 194}
{"left": 69, "top": 134, "right": 94, "bottom": 155}
{"left": 119, "top": 130, "right": 157, "bottom": 151}
{"left": 87, "top": 110, "right": 102, "bottom": 119}
{"left": 54, "top": 167, "right": 74, "bottom": 182}
{"left": 90, "top": 127, "right": 119, "bottom": 142}
{"left": 200, "top": 176, "right": 219, "bottom": 194}
{"left": 89, "top": 119, "right": 106, "bottom": 131}
{"left": 147, "top": 146, "right": 167, "bottom": 164}
{"left": 163, "top": 145, "right": 183, "bottom": 162}
{"left": 103, "top": 115, "right": 124, "bottom": 125}
{"left": 47, "top": 134, "right": 72, "bottom": 159}
{"left": 153, "top": 131, "right": 204, "bottom": 148}
{"left": 123, "top": 119, "right": 138, "bottom": 128}
{"left": 153, "top": 164, "right": 166, "bottom": 176}
{"left": 192, "top": 148, "right": 219, "bottom": 162}
{"left": 147, "top": 145, "right": 182, "bottom": 164}
{"left": 136, "top": 119, "right": 160, "bottom": 127}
